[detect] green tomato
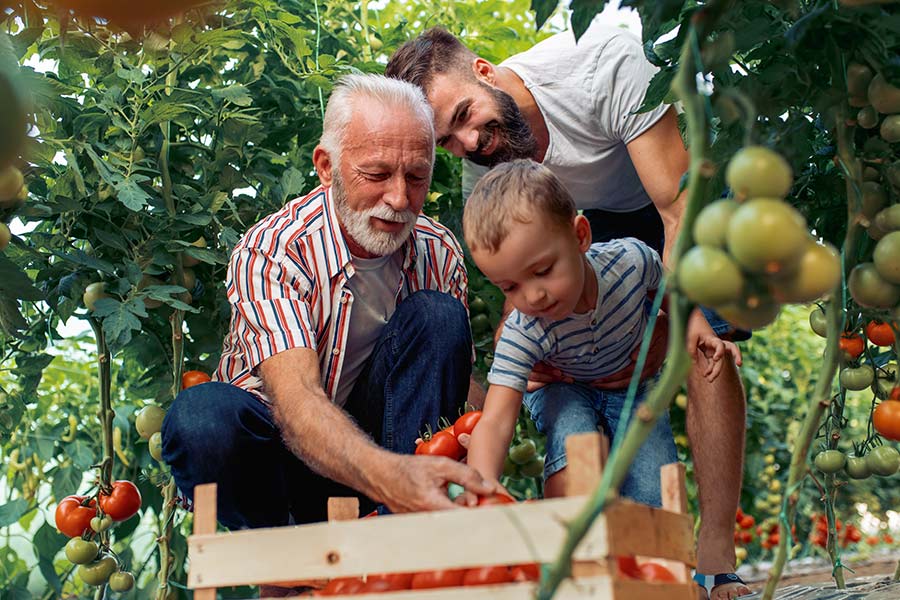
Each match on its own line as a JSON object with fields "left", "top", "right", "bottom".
{"left": 519, "top": 456, "right": 545, "bottom": 478}
{"left": 840, "top": 365, "right": 875, "bottom": 391}
{"left": 809, "top": 308, "right": 828, "bottom": 338}
{"left": 82, "top": 282, "right": 109, "bottom": 311}
{"left": 725, "top": 146, "right": 793, "bottom": 200}
{"left": 692, "top": 199, "right": 739, "bottom": 248}
{"left": 65, "top": 538, "right": 99, "bottom": 565}
{"left": 717, "top": 297, "right": 781, "bottom": 331}
{"left": 508, "top": 439, "right": 537, "bottom": 465}
{"left": 149, "top": 431, "right": 164, "bottom": 462}
{"left": 470, "top": 313, "right": 492, "bottom": 336}
{"left": 814, "top": 450, "right": 846, "bottom": 474}
{"left": 873, "top": 231, "right": 900, "bottom": 284}
{"left": 108, "top": 571, "right": 135, "bottom": 592}
{"left": 845, "top": 456, "right": 871, "bottom": 480}
{"left": 867, "top": 446, "right": 900, "bottom": 476}
{"left": 469, "top": 296, "right": 489, "bottom": 316}
{"left": 726, "top": 198, "right": 809, "bottom": 275}
{"left": 769, "top": 241, "right": 840, "bottom": 303}
{"left": 0, "top": 222, "right": 10, "bottom": 252}
{"left": 502, "top": 455, "right": 520, "bottom": 478}
{"left": 135, "top": 405, "right": 166, "bottom": 440}
{"left": 90, "top": 515, "right": 113, "bottom": 533}
{"left": 848, "top": 262, "right": 900, "bottom": 309}
{"left": 78, "top": 556, "right": 117, "bottom": 586}
{"left": 677, "top": 246, "right": 744, "bottom": 306}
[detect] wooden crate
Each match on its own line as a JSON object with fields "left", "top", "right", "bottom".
{"left": 187, "top": 433, "right": 697, "bottom": 599}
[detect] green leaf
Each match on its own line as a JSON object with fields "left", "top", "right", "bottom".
{"left": 570, "top": 0, "right": 608, "bottom": 41}
{"left": 634, "top": 66, "right": 677, "bottom": 114}
{"left": 116, "top": 67, "right": 146, "bottom": 84}
{"left": 34, "top": 523, "right": 65, "bottom": 594}
{"left": 67, "top": 438, "right": 96, "bottom": 470}
{"left": 0, "top": 255, "right": 43, "bottom": 301}
{"left": 0, "top": 391, "right": 25, "bottom": 435}
{"left": 94, "top": 298, "right": 144, "bottom": 350}
{"left": 114, "top": 175, "right": 152, "bottom": 211}
{"left": 53, "top": 248, "right": 116, "bottom": 274}
{"left": 0, "top": 296, "right": 27, "bottom": 336}
{"left": 143, "top": 102, "right": 193, "bottom": 125}
{"left": 50, "top": 464, "right": 84, "bottom": 503}
{"left": 12, "top": 353, "right": 54, "bottom": 401}
{"left": 213, "top": 85, "right": 253, "bottom": 107}
{"left": 531, "top": 0, "right": 558, "bottom": 32}
{"left": 0, "top": 499, "right": 28, "bottom": 527}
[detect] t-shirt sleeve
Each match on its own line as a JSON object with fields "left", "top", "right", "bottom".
{"left": 226, "top": 243, "right": 317, "bottom": 372}
{"left": 487, "top": 312, "right": 548, "bottom": 392}
{"left": 594, "top": 32, "right": 670, "bottom": 145}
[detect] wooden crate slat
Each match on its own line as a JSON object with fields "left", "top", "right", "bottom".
{"left": 605, "top": 500, "right": 696, "bottom": 566}
{"left": 191, "top": 483, "right": 218, "bottom": 600}
{"left": 257, "top": 576, "right": 696, "bottom": 600}
{"left": 189, "top": 497, "right": 692, "bottom": 589}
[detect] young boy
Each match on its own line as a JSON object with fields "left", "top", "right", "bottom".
{"left": 462, "top": 159, "right": 735, "bottom": 507}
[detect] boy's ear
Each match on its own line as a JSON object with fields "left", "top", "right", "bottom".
{"left": 574, "top": 214, "right": 592, "bottom": 252}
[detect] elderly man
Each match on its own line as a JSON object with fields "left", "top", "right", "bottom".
{"left": 161, "top": 74, "right": 493, "bottom": 542}
{"left": 386, "top": 22, "right": 750, "bottom": 600}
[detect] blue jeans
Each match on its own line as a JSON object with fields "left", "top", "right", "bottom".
{"left": 161, "top": 290, "right": 472, "bottom": 528}
{"left": 523, "top": 377, "right": 677, "bottom": 507}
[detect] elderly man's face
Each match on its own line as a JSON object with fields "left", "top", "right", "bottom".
{"left": 426, "top": 73, "right": 536, "bottom": 167}
{"left": 331, "top": 106, "right": 433, "bottom": 258}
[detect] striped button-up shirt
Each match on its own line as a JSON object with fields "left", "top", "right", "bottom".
{"left": 215, "top": 185, "right": 469, "bottom": 402}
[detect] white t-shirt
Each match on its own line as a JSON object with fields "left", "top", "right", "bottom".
{"left": 332, "top": 252, "right": 402, "bottom": 407}
{"left": 462, "top": 21, "right": 669, "bottom": 212}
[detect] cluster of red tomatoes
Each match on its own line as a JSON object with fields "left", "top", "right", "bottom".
{"left": 733, "top": 508, "right": 756, "bottom": 546}
{"left": 54, "top": 480, "right": 142, "bottom": 589}
{"left": 414, "top": 409, "right": 482, "bottom": 459}
{"left": 316, "top": 562, "right": 540, "bottom": 596}
{"left": 808, "top": 514, "right": 863, "bottom": 549}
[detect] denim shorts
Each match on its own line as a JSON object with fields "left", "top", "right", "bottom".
{"left": 522, "top": 377, "right": 677, "bottom": 508}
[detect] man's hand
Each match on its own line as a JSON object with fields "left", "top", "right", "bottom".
{"left": 588, "top": 312, "right": 669, "bottom": 390}
{"left": 374, "top": 454, "right": 495, "bottom": 513}
{"left": 687, "top": 309, "right": 742, "bottom": 383}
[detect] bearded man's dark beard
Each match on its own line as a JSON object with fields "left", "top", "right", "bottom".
{"left": 466, "top": 85, "right": 538, "bottom": 167}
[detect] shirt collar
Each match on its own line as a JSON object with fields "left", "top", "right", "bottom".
{"left": 321, "top": 185, "right": 418, "bottom": 280}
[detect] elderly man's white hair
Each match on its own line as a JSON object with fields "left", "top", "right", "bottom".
{"left": 319, "top": 73, "right": 435, "bottom": 166}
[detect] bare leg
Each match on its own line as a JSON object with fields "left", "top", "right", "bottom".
{"left": 544, "top": 470, "right": 567, "bottom": 498}
{"left": 687, "top": 353, "right": 750, "bottom": 600}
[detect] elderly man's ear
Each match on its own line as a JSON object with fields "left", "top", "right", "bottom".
{"left": 313, "top": 145, "right": 334, "bottom": 187}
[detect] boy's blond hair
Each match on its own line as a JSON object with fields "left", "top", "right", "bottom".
{"left": 463, "top": 159, "right": 577, "bottom": 253}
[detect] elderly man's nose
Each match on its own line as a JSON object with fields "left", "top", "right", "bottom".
{"left": 384, "top": 178, "right": 410, "bottom": 211}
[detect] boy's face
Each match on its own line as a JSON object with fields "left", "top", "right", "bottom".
{"left": 471, "top": 215, "right": 592, "bottom": 321}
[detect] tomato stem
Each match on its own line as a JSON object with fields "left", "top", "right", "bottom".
{"left": 88, "top": 318, "right": 114, "bottom": 495}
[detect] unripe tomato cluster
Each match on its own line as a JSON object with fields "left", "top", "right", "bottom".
{"left": 679, "top": 146, "right": 839, "bottom": 330}
{"left": 135, "top": 404, "right": 167, "bottom": 462}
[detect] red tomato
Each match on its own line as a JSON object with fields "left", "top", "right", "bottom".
{"left": 874, "top": 400, "right": 900, "bottom": 441}
{"left": 867, "top": 535, "right": 880, "bottom": 545}
{"left": 741, "top": 531, "right": 753, "bottom": 544}
{"left": 735, "top": 507, "right": 744, "bottom": 523}
{"left": 320, "top": 577, "right": 364, "bottom": 595}
{"left": 54, "top": 495, "right": 97, "bottom": 538}
{"left": 363, "top": 573, "right": 412, "bottom": 591}
{"left": 847, "top": 528, "right": 862, "bottom": 543}
{"left": 638, "top": 562, "right": 677, "bottom": 583}
{"left": 476, "top": 493, "right": 516, "bottom": 506}
{"left": 181, "top": 370, "right": 211, "bottom": 389}
{"left": 768, "top": 533, "right": 780, "bottom": 546}
{"left": 616, "top": 556, "right": 641, "bottom": 580}
{"left": 739, "top": 515, "right": 755, "bottom": 529}
{"left": 866, "top": 320, "right": 896, "bottom": 346}
{"left": 510, "top": 563, "right": 540, "bottom": 582}
{"left": 810, "top": 533, "right": 827, "bottom": 547}
{"left": 410, "top": 569, "right": 466, "bottom": 590}
{"left": 98, "top": 480, "right": 142, "bottom": 522}
{"left": 462, "top": 565, "right": 514, "bottom": 586}
{"left": 839, "top": 333, "right": 865, "bottom": 359}
{"left": 453, "top": 411, "right": 483, "bottom": 439}
{"left": 884, "top": 534, "right": 894, "bottom": 544}
{"left": 415, "top": 430, "right": 463, "bottom": 460}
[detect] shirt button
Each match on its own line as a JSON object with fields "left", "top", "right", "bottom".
{"left": 591, "top": 319, "right": 597, "bottom": 326}
{"left": 332, "top": 348, "right": 340, "bottom": 356}
{"left": 340, "top": 297, "right": 348, "bottom": 304}
{"left": 593, "top": 348, "right": 599, "bottom": 354}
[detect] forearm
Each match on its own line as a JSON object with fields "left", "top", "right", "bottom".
{"left": 261, "top": 350, "right": 395, "bottom": 504}
{"left": 659, "top": 188, "right": 686, "bottom": 269}
{"left": 466, "top": 386, "right": 522, "bottom": 481}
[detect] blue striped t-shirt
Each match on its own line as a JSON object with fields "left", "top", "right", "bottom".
{"left": 488, "top": 238, "right": 662, "bottom": 392}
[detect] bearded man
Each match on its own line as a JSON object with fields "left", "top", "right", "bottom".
{"left": 387, "top": 22, "right": 751, "bottom": 600}
{"left": 161, "top": 74, "right": 492, "bottom": 544}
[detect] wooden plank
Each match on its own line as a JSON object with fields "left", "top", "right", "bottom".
{"left": 328, "top": 497, "right": 360, "bottom": 521}
{"left": 604, "top": 500, "right": 696, "bottom": 566}
{"left": 257, "top": 576, "right": 696, "bottom": 600}
{"left": 564, "top": 432, "right": 609, "bottom": 497}
{"left": 188, "top": 497, "right": 693, "bottom": 589}
{"left": 659, "top": 463, "right": 692, "bottom": 583}
{"left": 191, "top": 483, "right": 218, "bottom": 600}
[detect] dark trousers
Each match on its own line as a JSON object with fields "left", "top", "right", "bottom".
{"left": 160, "top": 290, "right": 472, "bottom": 528}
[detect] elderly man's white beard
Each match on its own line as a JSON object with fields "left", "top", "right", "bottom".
{"left": 332, "top": 171, "right": 418, "bottom": 257}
